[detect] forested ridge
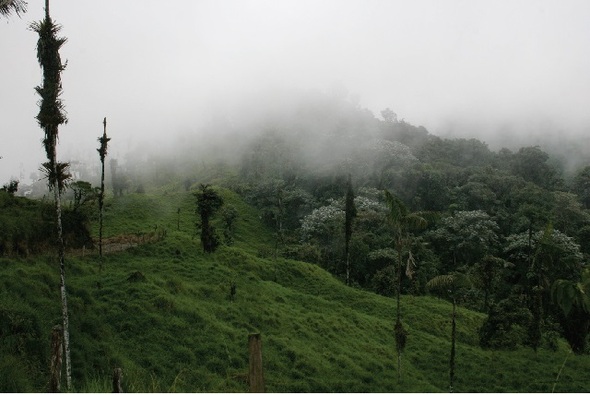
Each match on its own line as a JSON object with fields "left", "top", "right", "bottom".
{"left": 2, "top": 92, "right": 590, "bottom": 392}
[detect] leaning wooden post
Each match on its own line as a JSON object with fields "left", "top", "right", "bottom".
{"left": 49, "top": 325, "right": 63, "bottom": 393}
{"left": 248, "top": 333, "right": 265, "bottom": 392}
{"left": 112, "top": 367, "right": 123, "bottom": 393}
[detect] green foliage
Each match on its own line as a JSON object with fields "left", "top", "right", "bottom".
{"left": 551, "top": 278, "right": 590, "bottom": 317}
{"left": 97, "top": 119, "right": 111, "bottom": 162}
{"left": 572, "top": 165, "right": 590, "bottom": 209}
{"left": 31, "top": 13, "right": 68, "bottom": 178}
{"left": 195, "top": 184, "right": 224, "bottom": 253}
{"left": 479, "top": 296, "right": 532, "bottom": 350}
{"left": 427, "top": 210, "right": 499, "bottom": 272}
{"left": 40, "top": 161, "right": 71, "bottom": 193}
{"left": 426, "top": 272, "right": 472, "bottom": 296}
{"left": 344, "top": 175, "right": 356, "bottom": 250}
{"left": 1, "top": 179, "right": 19, "bottom": 195}
{"left": 504, "top": 228, "right": 583, "bottom": 284}
{"left": 0, "top": 0, "right": 27, "bottom": 17}
{"left": 372, "top": 264, "right": 396, "bottom": 297}
{"left": 511, "top": 146, "right": 563, "bottom": 190}
{"left": 5, "top": 89, "right": 590, "bottom": 390}
{"left": 551, "top": 269, "right": 590, "bottom": 353}
{"left": 0, "top": 191, "right": 91, "bottom": 255}
{"left": 1, "top": 188, "right": 590, "bottom": 392}
{"left": 220, "top": 205, "right": 239, "bottom": 245}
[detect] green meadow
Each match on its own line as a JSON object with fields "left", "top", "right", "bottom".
{"left": 1, "top": 187, "right": 588, "bottom": 392}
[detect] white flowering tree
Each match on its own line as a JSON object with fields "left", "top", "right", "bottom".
{"left": 300, "top": 189, "right": 389, "bottom": 280}
{"left": 428, "top": 210, "right": 500, "bottom": 272}
{"left": 505, "top": 226, "right": 584, "bottom": 351}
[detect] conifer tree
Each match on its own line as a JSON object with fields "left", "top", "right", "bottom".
{"left": 31, "top": 0, "right": 72, "bottom": 389}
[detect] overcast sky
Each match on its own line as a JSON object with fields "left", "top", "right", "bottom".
{"left": 2, "top": 0, "right": 590, "bottom": 183}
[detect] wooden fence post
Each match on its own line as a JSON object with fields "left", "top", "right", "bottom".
{"left": 248, "top": 333, "right": 265, "bottom": 392}
{"left": 112, "top": 367, "right": 123, "bottom": 393}
{"left": 49, "top": 325, "right": 63, "bottom": 393}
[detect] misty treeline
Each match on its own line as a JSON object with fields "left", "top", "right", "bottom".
{"left": 4, "top": 88, "right": 590, "bottom": 355}
{"left": 67, "top": 89, "right": 589, "bottom": 354}
{"left": 0, "top": 182, "right": 94, "bottom": 256}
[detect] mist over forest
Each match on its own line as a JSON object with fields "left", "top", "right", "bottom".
{"left": 3, "top": 0, "right": 590, "bottom": 185}
{"left": 3, "top": 1, "right": 590, "bottom": 392}
{"left": 11, "top": 86, "right": 589, "bottom": 198}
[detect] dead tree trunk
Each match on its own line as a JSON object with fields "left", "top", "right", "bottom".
{"left": 49, "top": 325, "right": 63, "bottom": 392}
{"left": 248, "top": 333, "right": 265, "bottom": 393}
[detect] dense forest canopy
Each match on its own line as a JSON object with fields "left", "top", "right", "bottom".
{"left": 3, "top": 1, "right": 590, "bottom": 391}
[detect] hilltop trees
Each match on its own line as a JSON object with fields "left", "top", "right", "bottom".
{"left": 572, "top": 165, "right": 590, "bottom": 209}
{"left": 510, "top": 146, "right": 562, "bottom": 190}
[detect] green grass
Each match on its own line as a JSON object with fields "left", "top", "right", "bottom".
{"left": 1, "top": 185, "right": 589, "bottom": 392}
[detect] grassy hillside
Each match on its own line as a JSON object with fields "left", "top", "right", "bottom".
{"left": 1, "top": 186, "right": 589, "bottom": 392}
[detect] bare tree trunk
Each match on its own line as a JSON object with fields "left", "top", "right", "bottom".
{"left": 449, "top": 298, "right": 456, "bottom": 393}
{"left": 248, "top": 333, "right": 265, "bottom": 392}
{"left": 49, "top": 325, "right": 63, "bottom": 392}
{"left": 396, "top": 245, "right": 402, "bottom": 383}
{"left": 346, "top": 251, "right": 351, "bottom": 286}
{"left": 51, "top": 142, "right": 72, "bottom": 392}
{"left": 112, "top": 367, "right": 123, "bottom": 393}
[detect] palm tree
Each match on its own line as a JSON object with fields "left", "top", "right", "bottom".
{"left": 31, "top": 0, "right": 72, "bottom": 390}
{"left": 344, "top": 174, "right": 356, "bottom": 285}
{"left": 427, "top": 272, "right": 471, "bottom": 393}
{"left": 384, "top": 189, "right": 430, "bottom": 382}
{"left": 551, "top": 268, "right": 590, "bottom": 354}
{"left": 97, "top": 117, "right": 110, "bottom": 264}
{"left": 0, "top": 0, "right": 27, "bottom": 18}
{"left": 472, "top": 255, "right": 506, "bottom": 312}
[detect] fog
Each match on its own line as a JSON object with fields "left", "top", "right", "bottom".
{"left": 2, "top": 0, "right": 590, "bottom": 184}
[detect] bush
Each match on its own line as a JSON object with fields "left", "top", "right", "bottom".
{"left": 479, "top": 297, "right": 532, "bottom": 350}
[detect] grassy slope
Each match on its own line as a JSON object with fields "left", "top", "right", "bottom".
{"left": 1, "top": 186, "right": 589, "bottom": 392}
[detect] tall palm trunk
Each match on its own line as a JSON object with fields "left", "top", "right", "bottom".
{"left": 50, "top": 139, "right": 71, "bottom": 391}
{"left": 97, "top": 117, "right": 109, "bottom": 264}
{"left": 32, "top": 0, "right": 71, "bottom": 389}
{"left": 449, "top": 297, "right": 456, "bottom": 393}
{"left": 396, "top": 243, "right": 402, "bottom": 382}
{"left": 344, "top": 174, "right": 356, "bottom": 286}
